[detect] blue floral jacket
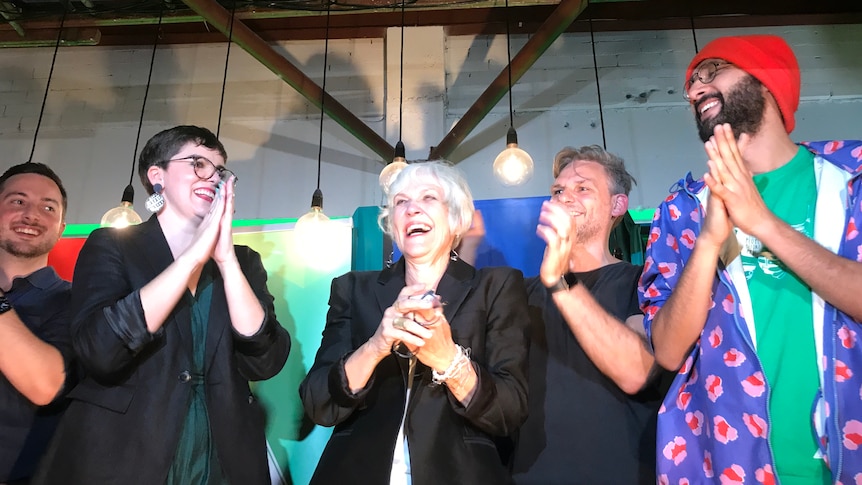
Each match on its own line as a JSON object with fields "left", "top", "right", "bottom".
{"left": 639, "top": 140, "right": 862, "bottom": 484}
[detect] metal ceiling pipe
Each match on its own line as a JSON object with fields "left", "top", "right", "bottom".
{"left": 429, "top": 0, "right": 589, "bottom": 161}
{"left": 181, "top": 0, "right": 394, "bottom": 162}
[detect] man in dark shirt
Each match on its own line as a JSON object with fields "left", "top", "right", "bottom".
{"left": 511, "top": 146, "right": 671, "bottom": 484}
{"left": 0, "top": 163, "right": 72, "bottom": 484}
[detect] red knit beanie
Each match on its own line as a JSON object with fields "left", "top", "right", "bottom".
{"left": 686, "top": 35, "right": 800, "bottom": 133}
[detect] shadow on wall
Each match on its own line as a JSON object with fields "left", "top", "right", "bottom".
{"left": 225, "top": 44, "right": 384, "bottom": 222}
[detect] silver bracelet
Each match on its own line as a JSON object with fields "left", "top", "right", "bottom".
{"left": 432, "top": 345, "right": 471, "bottom": 385}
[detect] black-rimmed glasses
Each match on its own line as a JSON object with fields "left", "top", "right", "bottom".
{"left": 683, "top": 61, "right": 732, "bottom": 101}
{"left": 167, "top": 156, "right": 237, "bottom": 183}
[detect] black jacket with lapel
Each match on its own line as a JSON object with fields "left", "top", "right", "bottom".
{"left": 34, "top": 216, "right": 290, "bottom": 485}
{"left": 300, "top": 258, "right": 529, "bottom": 485}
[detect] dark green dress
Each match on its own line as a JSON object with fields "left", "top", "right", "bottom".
{"left": 166, "top": 265, "right": 230, "bottom": 485}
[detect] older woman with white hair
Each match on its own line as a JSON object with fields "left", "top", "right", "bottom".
{"left": 300, "top": 160, "right": 529, "bottom": 485}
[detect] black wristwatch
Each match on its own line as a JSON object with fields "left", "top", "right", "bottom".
{"left": 546, "top": 275, "right": 570, "bottom": 294}
{"left": 0, "top": 294, "right": 12, "bottom": 315}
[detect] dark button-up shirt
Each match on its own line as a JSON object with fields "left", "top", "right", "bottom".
{"left": 0, "top": 267, "right": 72, "bottom": 482}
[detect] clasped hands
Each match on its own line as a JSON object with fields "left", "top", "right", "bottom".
{"left": 371, "top": 284, "right": 457, "bottom": 372}
{"left": 701, "top": 123, "right": 773, "bottom": 248}
{"left": 186, "top": 175, "right": 239, "bottom": 267}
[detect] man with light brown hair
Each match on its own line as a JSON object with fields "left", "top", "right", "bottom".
{"left": 512, "top": 145, "right": 670, "bottom": 484}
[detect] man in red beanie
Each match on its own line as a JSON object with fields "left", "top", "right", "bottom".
{"left": 640, "top": 34, "right": 862, "bottom": 485}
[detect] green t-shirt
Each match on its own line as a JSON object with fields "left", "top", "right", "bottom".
{"left": 741, "top": 147, "right": 829, "bottom": 485}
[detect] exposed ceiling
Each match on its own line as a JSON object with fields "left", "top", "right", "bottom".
{"left": 2, "top": 0, "right": 862, "bottom": 46}
{"left": 3, "top": 0, "right": 861, "bottom": 161}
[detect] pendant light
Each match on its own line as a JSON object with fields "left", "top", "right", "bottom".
{"left": 27, "top": 11, "right": 66, "bottom": 165}
{"left": 378, "top": 0, "right": 408, "bottom": 195}
{"left": 492, "top": 0, "right": 533, "bottom": 187}
{"left": 294, "top": 0, "right": 334, "bottom": 261}
{"left": 101, "top": 12, "right": 163, "bottom": 228}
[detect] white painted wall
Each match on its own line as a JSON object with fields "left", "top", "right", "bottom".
{"left": 1, "top": 22, "right": 860, "bottom": 224}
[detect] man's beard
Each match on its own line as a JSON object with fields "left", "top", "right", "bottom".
{"left": 575, "top": 216, "right": 601, "bottom": 245}
{"left": 696, "top": 74, "right": 765, "bottom": 143}
{"left": 0, "top": 234, "right": 55, "bottom": 259}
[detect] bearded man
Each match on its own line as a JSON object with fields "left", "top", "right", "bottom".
{"left": 640, "top": 35, "right": 862, "bottom": 484}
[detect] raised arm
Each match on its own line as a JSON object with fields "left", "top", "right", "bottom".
{"left": 705, "top": 124, "right": 862, "bottom": 322}
{"left": 641, "top": 185, "right": 731, "bottom": 371}
{"left": 551, "top": 285, "right": 654, "bottom": 393}
{"left": 229, "top": 246, "right": 291, "bottom": 381}
{"left": 0, "top": 291, "right": 70, "bottom": 405}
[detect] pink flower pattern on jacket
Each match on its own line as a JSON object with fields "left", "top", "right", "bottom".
{"left": 639, "top": 140, "right": 862, "bottom": 484}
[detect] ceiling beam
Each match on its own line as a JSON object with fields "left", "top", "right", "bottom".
{"left": 5, "top": 1, "right": 862, "bottom": 45}
{"left": 429, "top": 0, "right": 588, "bottom": 160}
{"left": 180, "top": 0, "right": 395, "bottom": 162}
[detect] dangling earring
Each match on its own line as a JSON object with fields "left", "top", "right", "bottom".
{"left": 451, "top": 234, "right": 461, "bottom": 261}
{"left": 145, "top": 183, "right": 165, "bottom": 213}
{"left": 385, "top": 251, "right": 394, "bottom": 268}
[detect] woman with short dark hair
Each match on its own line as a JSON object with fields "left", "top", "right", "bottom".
{"left": 35, "top": 125, "right": 290, "bottom": 485}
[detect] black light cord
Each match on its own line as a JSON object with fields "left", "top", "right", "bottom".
{"left": 129, "top": 8, "right": 163, "bottom": 186}
{"left": 216, "top": 0, "right": 237, "bottom": 138}
{"left": 504, "top": 0, "right": 514, "bottom": 128}
{"left": 28, "top": 10, "right": 66, "bottom": 164}
{"left": 588, "top": 13, "right": 606, "bottom": 149}
{"left": 398, "top": 0, "right": 405, "bottom": 142}
{"left": 689, "top": 10, "right": 699, "bottom": 53}
{"left": 315, "top": 0, "right": 332, "bottom": 190}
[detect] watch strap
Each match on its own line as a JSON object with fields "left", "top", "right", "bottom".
{"left": 546, "top": 275, "right": 569, "bottom": 294}
{"left": 0, "top": 294, "right": 12, "bottom": 315}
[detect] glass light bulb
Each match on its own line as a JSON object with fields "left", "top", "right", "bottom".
{"left": 493, "top": 143, "right": 534, "bottom": 186}
{"left": 100, "top": 201, "right": 143, "bottom": 228}
{"left": 294, "top": 206, "right": 340, "bottom": 271}
{"left": 378, "top": 161, "right": 408, "bottom": 195}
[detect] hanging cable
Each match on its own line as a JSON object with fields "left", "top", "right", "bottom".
{"left": 216, "top": 0, "right": 237, "bottom": 138}
{"left": 504, "top": 0, "right": 514, "bottom": 129}
{"left": 398, "top": 0, "right": 405, "bottom": 143}
{"left": 101, "top": 9, "right": 160, "bottom": 227}
{"left": 294, "top": 0, "right": 334, "bottom": 268}
{"left": 689, "top": 10, "right": 699, "bottom": 53}
{"left": 491, "top": 0, "right": 533, "bottom": 186}
{"left": 28, "top": 10, "right": 66, "bottom": 163}
{"left": 315, "top": 0, "right": 332, "bottom": 190}
{"left": 588, "top": 13, "right": 606, "bottom": 149}
{"left": 379, "top": 0, "right": 407, "bottom": 193}
{"left": 128, "top": 8, "right": 163, "bottom": 188}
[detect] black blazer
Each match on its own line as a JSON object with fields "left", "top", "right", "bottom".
{"left": 299, "top": 258, "right": 529, "bottom": 485}
{"left": 34, "top": 216, "right": 290, "bottom": 485}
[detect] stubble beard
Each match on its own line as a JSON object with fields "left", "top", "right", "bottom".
{"left": 0, "top": 233, "right": 56, "bottom": 259}
{"left": 575, "top": 216, "right": 601, "bottom": 246}
{"left": 696, "top": 74, "right": 766, "bottom": 143}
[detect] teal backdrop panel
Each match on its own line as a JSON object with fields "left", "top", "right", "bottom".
{"left": 352, "top": 205, "right": 384, "bottom": 271}
{"left": 234, "top": 220, "right": 352, "bottom": 485}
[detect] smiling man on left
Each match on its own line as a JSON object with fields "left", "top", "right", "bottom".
{"left": 0, "top": 162, "right": 73, "bottom": 485}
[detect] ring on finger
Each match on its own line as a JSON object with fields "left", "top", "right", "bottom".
{"left": 392, "top": 316, "right": 411, "bottom": 330}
